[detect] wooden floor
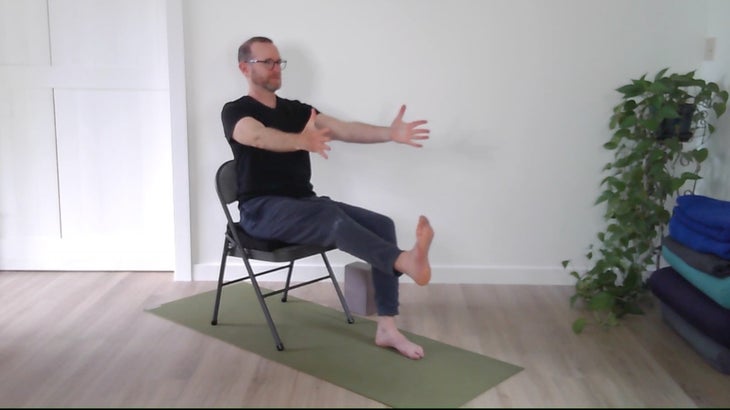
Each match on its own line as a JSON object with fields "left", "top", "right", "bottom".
{"left": 0, "top": 271, "right": 728, "bottom": 408}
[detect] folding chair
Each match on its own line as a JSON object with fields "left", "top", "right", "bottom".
{"left": 211, "top": 159, "right": 354, "bottom": 351}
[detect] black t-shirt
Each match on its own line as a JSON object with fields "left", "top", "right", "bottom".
{"left": 221, "top": 95, "right": 317, "bottom": 203}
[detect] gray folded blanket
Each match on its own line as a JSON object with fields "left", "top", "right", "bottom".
{"left": 662, "top": 235, "right": 730, "bottom": 278}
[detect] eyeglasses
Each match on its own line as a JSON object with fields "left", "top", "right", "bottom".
{"left": 247, "top": 58, "right": 287, "bottom": 70}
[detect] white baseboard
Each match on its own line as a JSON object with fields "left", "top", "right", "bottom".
{"left": 190, "top": 262, "right": 576, "bottom": 285}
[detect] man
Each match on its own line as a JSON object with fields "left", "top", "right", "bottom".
{"left": 221, "top": 36, "right": 434, "bottom": 360}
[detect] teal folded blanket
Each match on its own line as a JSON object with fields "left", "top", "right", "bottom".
{"left": 662, "top": 245, "right": 730, "bottom": 309}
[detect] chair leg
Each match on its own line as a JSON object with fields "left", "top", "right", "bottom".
{"left": 242, "top": 256, "right": 285, "bottom": 351}
{"left": 211, "top": 238, "right": 230, "bottom": 326}
{"left": 321, "top": 253, "right": 355, "bottom": 324}
{"left": 281, "top": 262, "right": 295, "bottom": 302}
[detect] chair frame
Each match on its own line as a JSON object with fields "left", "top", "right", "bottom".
{"left": 211, "top": 159, "right": 354, "bottom": 351}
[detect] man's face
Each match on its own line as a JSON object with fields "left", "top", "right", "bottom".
{"left": 245, "top": 42, "right": 283, "bottom": 92}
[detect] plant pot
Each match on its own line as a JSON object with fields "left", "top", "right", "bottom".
{"left": 657, "top": 103, "right": 695, "bottom": 142}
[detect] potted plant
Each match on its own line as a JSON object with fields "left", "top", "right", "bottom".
{"left": 563, "top": 68, "right": 728, "bottom": 333}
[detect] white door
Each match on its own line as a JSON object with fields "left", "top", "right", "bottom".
{"left": 0, "top": 0, "right": 174, "bottom": 271}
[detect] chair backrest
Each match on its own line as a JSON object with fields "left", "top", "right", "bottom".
{"left": 214, "top": 159, "right": 333, "bottom": 257}
{"left": 215, "top": 159, "right": 238, "bottom": 206}
{"left": 215, "top": 160, "right": 242, "bottom": 246}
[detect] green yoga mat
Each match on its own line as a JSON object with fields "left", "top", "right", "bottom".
{"left": 147, "top": 283, "right": 522, "bottom": 408}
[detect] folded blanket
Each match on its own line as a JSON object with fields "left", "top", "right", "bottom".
{"left": 647, "top": 266, "right": 730, "bottom": 348}
{"left": 676, "top": 194, "right": 730, "bottom": 230}
{"left": 662, "top": 246, "right": 730, "bottom": 309}
{"left": 662, "top": 235, "right": 730, "bottom": 278}
{"left": 659, "top": 302, "right": 730, "bottom": 374}
{"left": 669, "top": 216, "right": 730, "bottom": 259}
{"left": 673, "top": 205, "right": 730, "bottom": 242}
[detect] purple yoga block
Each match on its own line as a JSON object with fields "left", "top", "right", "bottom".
{"left": 344, "top": 261, "right": 377, "bottom": 316}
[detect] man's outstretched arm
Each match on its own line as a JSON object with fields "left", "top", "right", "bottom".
{"left": 316, "top": 104, "right": 430, "bottom": 147}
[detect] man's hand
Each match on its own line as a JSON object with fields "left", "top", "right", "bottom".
{"left": 389, "top": 105, "right": 430, "bottom": 147}
{"left": 300, "top": 108, "right": 332, "bottom": 159}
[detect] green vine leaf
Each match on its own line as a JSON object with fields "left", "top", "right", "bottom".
{"left": 603, "top": 141, "right": 618, "bottom": 150}
{"left": 619, "top": 115, "right": 637, "bottom": 128}
{"left": 588, "top": 291, "right": 615, "bottom": 311}
{"left": 653, "top": 67, "right": 669, "bottom": 81}
{"left": 658, "top": 105, "right": 679, "bottom": 119}
{"left": 649, "top": 81, "right": 670, "bottom": 94}
{"left": 679, "top": 171, "right": 701, "bottom": 181}
{"left": 616, "top": 84, "right": 642, "bottom": 97}
{"left": 572, "top": 317, "right": 586, "bottom": 334}
{"left": 692, "top": 148, "right": 709, "bottom": 162}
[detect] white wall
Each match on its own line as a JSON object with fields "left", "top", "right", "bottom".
{"left": 698, "top": 0, "right": 730, "bottom": 201}
{"left": 181, "top": 0, "right": 728, "bottom": 284}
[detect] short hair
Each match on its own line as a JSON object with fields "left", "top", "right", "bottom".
{"left": 237, "top": 36, "right": 273, "bottom": 63}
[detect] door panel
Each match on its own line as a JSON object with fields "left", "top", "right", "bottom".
{"left": 0, "top": 88, "right": 59, "bottom": 238}
{"left": 0, "top": 0, "right": 173, "bottom": 270}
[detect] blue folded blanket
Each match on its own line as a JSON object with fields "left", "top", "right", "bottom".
{"left": 669, "top": 216, "right": 730, "bottom": 260}
{"left": 674, "top": 194, "right": 730, "bottom": 241}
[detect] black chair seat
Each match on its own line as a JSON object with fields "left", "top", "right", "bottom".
{"left": 227, "top": 224, "right": 335, "bottom": 261}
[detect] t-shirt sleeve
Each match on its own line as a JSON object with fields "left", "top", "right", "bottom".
{"left": 221, "top": 97, "right": 317, "bottom": 143}
{"left": 221, "top": 101, "right": 245, "bottom": 143}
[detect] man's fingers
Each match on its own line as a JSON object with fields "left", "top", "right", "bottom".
{"left": 318, "top": 143, "right": 331, "bottom": 159}
{"left": 395, "top": 104, "right": 406, "bottom": 121}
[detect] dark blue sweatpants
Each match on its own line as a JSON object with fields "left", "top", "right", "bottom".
{"left": 239, "top": 195, "right": 403, "bottom": 315}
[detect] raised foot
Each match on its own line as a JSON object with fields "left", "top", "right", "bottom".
{"left": 409, "top": 215, "right": 434, "bottom": 285}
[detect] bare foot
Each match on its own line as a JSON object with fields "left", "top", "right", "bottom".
{"left": 395, "top": 215, "right": 434, "bottom": 286}
{"left": 375, "top": 316, "right": 424, "bottom": 360}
